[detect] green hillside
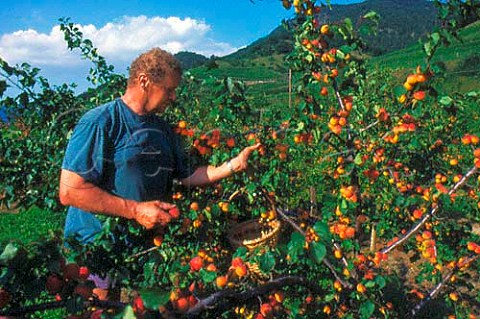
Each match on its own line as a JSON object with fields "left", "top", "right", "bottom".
{"left": 223, "top": 0, "right": 438, "bottom": 61}
{"left": 369, "top": 20, "right": 480, "bottom": 93}
{"left": 189, "top": 54, "right": 291, "bottom": 108}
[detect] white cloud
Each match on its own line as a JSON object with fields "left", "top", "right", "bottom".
{"left": 0, "top": 15, "right": 238, "bottom": 69}
{"left": 0, "top": 27, "right": 81, "bottom": 66}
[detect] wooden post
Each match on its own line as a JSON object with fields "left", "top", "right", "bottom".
{"left": 288, "top": 69, "right": 292, "bottom": 109}
{"left": 370, "top": 224, "right": 377, "bottom": 253}
{"left": 309, "top": 186, "right": 317, "bottom": 217}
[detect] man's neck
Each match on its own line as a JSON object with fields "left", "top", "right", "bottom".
{"left": 121, "top": 87, "right": 148, "bottom": 115}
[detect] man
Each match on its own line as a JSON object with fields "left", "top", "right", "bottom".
{"left": 59, "top": 48, "right": 260, "bottom": 299}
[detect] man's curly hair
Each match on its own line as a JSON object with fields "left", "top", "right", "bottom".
{"left": 127, "top": 48, "right": 182, "bottom": 86}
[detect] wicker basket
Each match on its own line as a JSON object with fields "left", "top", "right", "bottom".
{"left": 227, "top": 219, "right": 282, "bottom": 252}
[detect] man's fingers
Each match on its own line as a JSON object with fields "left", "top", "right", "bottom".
{"left": 157, "top": 211, "right": 172, "bottom": 225}
{"left": 241, "top": 143, "right": 262, "bottom": 159}
{"left": 154, "top": 201, "right": 176, "bottom": 210}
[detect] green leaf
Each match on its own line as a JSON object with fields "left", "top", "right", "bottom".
{"left": 363, "top": 11, "right": 378, "bottom": 20}
{"left": 423, "top": 42, "right": 433, "bottom": 57}
{"left": 336, "top": 49, "right": 345, "bottom": 60}
{"left": 344, "top": 18, "right": 353, "bottom": 31}
{"left": 120, "top": 305, "right": 136, "bottom": 319}
{"left": 139, "top": 288, "right": 171, "bottom": 310}
{"left": 375, "top": 275, "right": 386, "bottom": 289}
{"left": 287, "top": 232, "right": 305, "bottom": 262}
{"left": 438, "top": 96, "right": 453, "bottom": 106}
{"left": 313, "top": 221, "right": 331, "bottom": 241}
{"left": 339, "top": 45, "right": 353, "bottom": 54}
{"left": 365, "top": 280, "right": 376, "bottom": 288}
{"left": 233, "top": 246, "right": 248, "bottom": 258}
{"left": 258, "top": 251, "right": 275, "bottom": 273}
{"left": 0, "top": 243, "right": 18, "bottom": 264}
{"left": 393, "top": 85, "right": 407, "bottom": 98}
{"left": 310, "top": 241, "right": 327, "bottom": 264}
{"left": 359, "top": 301, "right": 375, "bottom": 319}
{"left": 354, "top": 153, "right": 363, "bottom": 165}
{"left": 466, "top": 91, "right": 478, "bottom": 97}
{"left": 200, "top": 268, "right": 217, "bottom": 283}
{"left": 431, "top": 32, "right": 440, "bottom": 45}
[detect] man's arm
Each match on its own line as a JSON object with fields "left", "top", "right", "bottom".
{"left": 59, "top": 169, "right": 175, "bottom": 229}
{"left": 180, "top": 143, "right": 261, "bottom": 187}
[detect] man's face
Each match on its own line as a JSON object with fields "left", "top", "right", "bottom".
{"left": 146, "top": 73, "right": 180, "bottom": 114}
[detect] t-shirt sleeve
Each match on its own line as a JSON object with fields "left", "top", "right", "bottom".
{"left": 171, "top": 132, "right": 195, "bottom": 180}
{"left": 62, "top": 120, "right": 109, "bottom": 184}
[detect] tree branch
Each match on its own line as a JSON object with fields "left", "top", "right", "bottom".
{"left": 381, "top": 165, "right": 477, "bottom": 255}
{"left": 185, "top": 276, "right": 321, "bottom": 317}
{"left": 411, "top": 255, "right": 479, "bottom": 318}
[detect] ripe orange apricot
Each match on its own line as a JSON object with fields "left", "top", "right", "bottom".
{"left": 406, "top": 74, "right": 418, "bottom": 85}
{"left": 273, "top": 291, "right": 284, "bottom": 303}
{"left": 356, "top": 283, "right": 366, "bottom": 294}
{"left": 153, "top": 235, "right": 163, "bottom": 247}
{"left": 235, "top": 265, "right": 248, "bottom": 277}
{"left": 403, "top": 82, "right": 414, "bottom": 91}
{"left": 168, "top": 207, "right": 180, "bottom": 219}
{"left": 205, "top": 263, "right": 217, "bottom": 272}
{"left": 449, "top": 292, "right": 459, "bottom": 302}
{"left": 216, "top": 275, "right": 228, "bottom": 288}
{"left": 178, "top": 120, "right": 187, "bottom": 129}
{"left": 413, "top": 91, "right": 426, "bottom": 101}
{"left": 320, "top": 86, "right": 328, "bottom": 96}
{"left": 323, "top": 305, "right": 332, "bottom": 314}
{"left": 219, "top": 202, "right": 229, "bottom": 213}
{"left": 190, "top": 202, "right": 199, "bottom": 211}
{"left": 260, "top": 303, "right": 273, "bottom": 317}
{"left": 133, "top": 295, "right": 145, "bottom": 314}
{"left": 189, "top": 256, "right": 204, "bottom": 272}
{"left": 176, "top": 297, "right": 190, "bottom": 313}
{"left": 79, "top": 266, "right": 90, "bottom": 281}
{"left": 320, "top": 24, "right": 330, "bottom": 35}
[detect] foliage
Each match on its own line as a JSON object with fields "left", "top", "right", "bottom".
{"left": 1, "top": 1, "right": 480, "bottom": 318}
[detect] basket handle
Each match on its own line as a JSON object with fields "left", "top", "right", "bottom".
{"left": 261, "top": 188, "right": 277, "bottom": 215}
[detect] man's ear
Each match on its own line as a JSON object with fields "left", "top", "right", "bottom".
{"left": 138, "top": 73, "right": 149, "bottom": 89}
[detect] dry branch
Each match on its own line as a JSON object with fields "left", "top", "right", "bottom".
{"left": 185, "top": 276, "right": 322, "bottom": 317}
{"left": 381, "top": 165, "right": 478, "bottom": 255}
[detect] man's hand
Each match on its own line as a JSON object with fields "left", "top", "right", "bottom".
{"left": 133, "top": 201, "right": 177, "bottom": 229}
{"left": 231, "top": 143, "right": 262, "bottom": 172}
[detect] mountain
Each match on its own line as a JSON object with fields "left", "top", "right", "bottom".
{"left": 224, "top": 25, "right": 294, "bottom": 60}
{"left": 174, "top": 51, "right": 209, "bottom": 70}
{"left": 225, "top": 0, "right": 439, "bottom": 60}
{"left": 326, "top": 0, "right": 439, "bottom": 55}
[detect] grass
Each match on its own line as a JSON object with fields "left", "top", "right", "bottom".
{"left": 0, "top": 206, "right": 65, "bottom": 246}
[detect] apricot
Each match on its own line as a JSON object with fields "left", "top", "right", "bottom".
{"left": 216, "top": 275, "right": 228, "bottom": 288}
{"left": 189, "top": 256, "right": 204, "bottom": 272}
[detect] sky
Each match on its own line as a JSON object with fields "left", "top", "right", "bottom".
{"left": 0, "top": 0, "right": 363, "bottom": 93}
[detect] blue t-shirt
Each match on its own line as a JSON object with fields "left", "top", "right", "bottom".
{"left": 62, "top": 98, "right": 194, "bottom": 243}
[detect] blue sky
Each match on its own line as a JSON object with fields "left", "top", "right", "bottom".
{"left": 0, "top": 0, "right": 363, "bottom": 92}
